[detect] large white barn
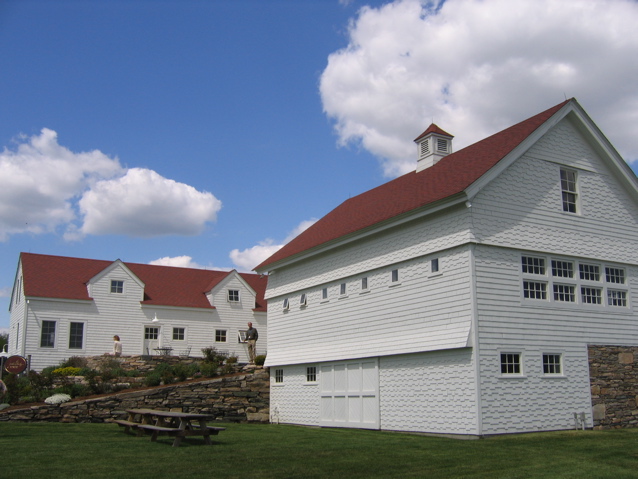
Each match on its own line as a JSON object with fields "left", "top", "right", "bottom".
{"left": 8, "top": 253, "right": 267, "bottom": 371}
{"left": 255, "top": 99, "right": 638, "bottom": 436}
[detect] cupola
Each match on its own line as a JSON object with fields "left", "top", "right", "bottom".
{"left": 414, "top": 124, "right": 454, "bottom": 172}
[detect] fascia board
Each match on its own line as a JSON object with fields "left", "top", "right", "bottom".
{"left": 25, "top": 296, "right": 93, "bottom": 305}
{"left": 262, "top": 193, "right": 467, "bottom": 273}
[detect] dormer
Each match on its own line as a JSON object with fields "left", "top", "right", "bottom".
{"left": 414, "top": 124, "right": 454, "bottom": 172}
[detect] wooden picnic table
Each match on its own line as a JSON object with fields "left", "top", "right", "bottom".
{"left": 114, "top": 408, "right": 225, "bottom": 447}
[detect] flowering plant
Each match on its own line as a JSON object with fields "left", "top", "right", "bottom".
{"left": 44, "top": 393, "right": 72, "bottom": 405}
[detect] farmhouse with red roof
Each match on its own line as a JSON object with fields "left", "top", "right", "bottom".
{"left": 8, "top": 253, "right": 267, "bottom": 370}
{"left": 255, "top": 99, "right": 638, "bottom": 436}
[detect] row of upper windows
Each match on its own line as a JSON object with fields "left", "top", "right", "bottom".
{"left": 273, "top": 366, "right": 317, "bottom": 384}
{"left": 521, "top": 255, "right": 630, "bottom": 307}
{"left": 281, "top": 259, "right": 441, "bottom": 311}
{"left": 500, "top": 352, "right": 563, "bottom": 377}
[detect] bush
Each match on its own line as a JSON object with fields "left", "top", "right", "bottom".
{"left": 254, "top": 355, "right": 266, "bottom": 366}
{"left": 201, "top": 346, "right": 228, "bottom": 364}
{"left": 226, "top": 355, "right": 238, "bottom": 364}
{"left": 173, "top": 363, "right": 197, "bottom": 381}
{"left": 199, "top": 361, "right": 218, "bottom": 377}
{"left": 52, "top": 367, "right": 83, "bottom": 376}
{"left": 59, "top": 356, "right": 88, "bottom": 369}
{"left": 144, "top": 372, "right": 162, "bottom": 387}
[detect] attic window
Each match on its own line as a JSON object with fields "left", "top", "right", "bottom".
{"left": 110, "top": 280, "right": 124, "bottom": 294}
{"left": 228, "top": 289, "right": 240, "bottom": 302}
{"left": 436, "top": 138, "right": 448, "bottom": 152}
{"left": 560, "top": 168, "right": 578, "bottom": 213}
{"left": 300, "top": 293, "right": 307, "bottom": 306}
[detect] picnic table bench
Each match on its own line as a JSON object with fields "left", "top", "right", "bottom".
{"left": 114, "top": 408, "right": 225, "bottom": 447}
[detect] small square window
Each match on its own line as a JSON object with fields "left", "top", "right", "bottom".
{"left": 361, "top": 277, "right": 368, "bottom": 290}
{"left": 283, "top": 298, "right": 290, "bottom": 311}
{"left": 173, "top": 327, "right": 185, "bottom": 341}
{"left": 215, "top": 330, "right": 227, "bottom": 342}
{"left": 300, "top": 293, "right": 307, "bottom": 306}
{"left": 522, "top": 256, "right": 545, "bottom": 275}
{"left": 607, "top": 289, "right": 627, "bottom": 307}
{"left": 605, "top": 267, "right": 625, "bottom": 284}
{"left": 306, "top": 366, "right": 317, "bottom": 382}
{"left": 275, "top": 369, "right": 284, "bottom": 383}
{"left": 391, "top": 269, "right": 399, "bottom": 282}
{"left": 322, "top": 287, "right": 328, "bottom": 300}
{"left": 431, "top": 258, "right": 439, "bottom": 273}
{"left": 543, "top": 354, "right": 562, "bottom": 375}
{"left": 144, "top": 327, "right": 159, "bottom": 340}
{"left": 228, "top": 289, "right": 240, "bottom": 302}
{"left": 500, "top": 353, "right": 521, "bottom": 375}
{"left": 340, "top": 283, "right": 347, "bottom": 296}
{"left": 111, "top": 280, "right": 124, "bottom": 294}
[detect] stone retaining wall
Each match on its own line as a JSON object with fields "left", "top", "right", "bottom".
{"left": 0, "top": 368, "right": 270, "bottom": 424}
{"left": 588, "top": 345, "right": 638, "bottom": 429}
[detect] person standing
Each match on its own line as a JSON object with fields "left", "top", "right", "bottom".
{"left": 113, "top": 335, "right": 122, "bottom": 357}
{"left": 245, "top": 322, "right": 258, "bottom": 364}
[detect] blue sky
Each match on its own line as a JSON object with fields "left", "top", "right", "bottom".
{"left": 2, "top": 0, "right": 638, "bottom": 332}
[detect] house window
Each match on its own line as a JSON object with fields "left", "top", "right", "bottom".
{"left": 300, "top": 293, "right": 307, "bottom": 306}
{"left": 553, "top": 284, "right": 575, "bottom": 302}
{"left": 523, "top": 281, "right": 547, "bottom": 300}
{"left": 283, "top": 298, "right": 289, "bottom": 311}
{"left": 543, "top": 354, "right": 562, "bottom": 375}
{"left": 605, "top": 267, "right": 625, "bottom": 284}
{"left": 560, "top": 168, "right": 577, "bottom": 213}
{"left": 216, "top": 330, "right": 227, "bottom": 342}
{"left": 522, "top": 256, "right": 545, "bottom": 275}
{"left": 238, "top": 330, "right": 247, "bottom": 343}
{"left": 306, "top": 366, "right": 317, "bottom": 382}
{"left": 275, "top": 369, "right": 284, "bottom": 383}
{"left": 500, "top": 353, "right": 522, "bottom": 375}
{"left": 173, "top": 327, "right": 185, "bottom": 341}
{"left": 322, "top": 288, "right": 328, "bottom": 300}
{"left": 361, "top": 277, "right": 368, "bottom": 290}
{"left": 340, "top": 283, "right": 347, "bottom": 296}
{"left": 581, "top": 287, "right": 602, "bottom": 305}
{"left": 228, "top": 289, "right": 240, "bottom": 302}
{"left": 607, "top": 290, "right": 627, "bottom": 307}
{"left": 551, "top": 260, "right": 573, "bottom": 278}
{"left": 431, "top": 258, "right": 439, "bottom": 273}
{"left": 391, "top": 269, "right": 399, "bottom": 282}
{"left": 110, "top": 280, "right": 124, "bottom": 294}
{"left": 144, "top": 327, "right": 159, "bottom": 340}
{"left": 40, "top": 320, "right": 56, "bottom": 348}
{"left": 579, "top": 264, "right": 600, "bottom": 281}
{"left": 69, "top": 322, "right": 84, "bottom": 349}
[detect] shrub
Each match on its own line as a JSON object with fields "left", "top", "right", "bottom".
{"left": 59, "top": 356, "right": 88, "bottom": 369}
{"left": 201, "top": 346, "right": 228, "bottom": 364}
{"left": 144, "top": 372, "right": 162, "bottom": 387}
{"left": 173, "top": 363, "right": 197, "bottom": 381}
{"left": 54, "top": 382, "right": 91, "bottom": 398}
{"left": 52, "top": 367, "right": 83, "bottom": 376}
{"left": 254, "top": 355, "right": 266, "bottom": 366}
{"left": 226, "top": 355, "right": 238, "bottom": 364}
{"left": 199, "top": 361, "right": 218, "bottom": 377}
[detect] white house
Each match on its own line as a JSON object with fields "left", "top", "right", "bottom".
{"left": 8, "top": 253, "right": 267, "bottom": 371}
{"left": 255, "top": 98, "right": 638, "bottom": 436}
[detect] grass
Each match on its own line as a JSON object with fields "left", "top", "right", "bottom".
{"left": 1, "top": 422, "right": 637, "bottom": 479}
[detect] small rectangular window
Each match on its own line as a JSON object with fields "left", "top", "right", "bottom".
{"left": 361, "top": 277, "right": 368, "bottom": 290}
{"left": 605, "top": 267, "right": 625, "bottom": 284}
{"left": 579, "top": 264, "right": 600, "bottom": 281}
{"left": 110, "top": 280, "right": 124, "bottom": 294}
{"left": 215, "top": 330, "right": 227, "bottom": 342}
{"left": 560, "top": 168, "right": 577, "bottom": 213}
{"left": 553, "top": 284, "right": 575, "bottom": 302}
{"left": 340, "top": 283, "right": 347, "bottom": 295}
{"left": 300, "top": 293, "right": 307, "bottom": 306}
{"left": 173, "top": 327, "right": 185, "bottom": 341}
{"left": 322, "top": 287, "right": 328, "bottom": 300}
{"left": 306, "top": 366, "right": 317, "bottom": 382}
{"left": 523, "top": 281, "right": 547, "bottom": 300}
{"left": 40, "top": 320, "right": 56, "bottom": 348}
{"left": 228, "top": 289, "right": 240, "bottom": 302}
{"left": 69, "top": 322, "right": 84, "bottom": 349}
{"left": 391, "top": 269, "right": 399, "bottom": 282}
{"left": 144, "top": 327, "right": 159, "bottom": 340}
{"left": 581, "top": 287, "right": 602, "bottom": 305}
{"left": 283, "top": 298, "right": 290, "bottom": 311}
{"left": 500, "top": 353, "right": 522, "bottom": 375}
{"left": 522, "top": 256, "right": 545, "bottom": 275}
{"left": 543, "top": 354, "right": 562, "bottom": 375}
{"left": 238, "top": 330, "right": 247, "bottom": 343}
{"left": 607, "top": 290, "right": 627, "bottom": 307}
{"left": 551, "top": 260, "right": 573, "bottom": 278}
{"left": 431, "top": 258, "right": 439, "bottom": 273}
{"left": 275, "top": 369, "right": 284, "bottom": 383}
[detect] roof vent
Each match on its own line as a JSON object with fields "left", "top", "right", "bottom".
{"left": 414, "top": 124, "right": 454, "bottom": 172}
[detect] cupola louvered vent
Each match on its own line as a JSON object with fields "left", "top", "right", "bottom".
{"left": 420, "top": 139, "right": 430, "bottom": 157}
{"left": 414, "top": 123, "right": 454, "bottom": 172}
{"left": 436, "top": 138, "right": 448, "bottom": 153}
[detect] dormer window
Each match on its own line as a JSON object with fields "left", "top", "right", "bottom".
{"left": 228, "top": 289, "right": 240, "bottom": 302}
{"left": 110, "top": 280, "right": 123, "bottom": 294}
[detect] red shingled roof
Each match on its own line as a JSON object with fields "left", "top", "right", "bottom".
{"left": 20, "top": 252, "right": 267, "bottom": 312}
{"left": 257, "top": 100, "right": 570, "bottom": 270}
{"left": 414, "top": 123, "right": 454, "bottom": 141}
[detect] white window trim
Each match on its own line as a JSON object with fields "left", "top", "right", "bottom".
{"left": 172, "top": 326, "right": 186, "bottom": 342}
{"left": 305, "top": 366, "right": 318, "bottom": 385}
{"left": 499, "top": 351, "right": 525, "bottom": 378}
{"left": 215, "top": 329, "right": 228, "bottom": 343}
{"left": 541, "top": 352, "right": 565, "bottom": 377}
{"left": 227, "top": 289, "right": 240, "bottom": 303}
{"left": 68, "top": 321, "right": 86, "bottom": 350}
{"left": 299, "top": 293, "right": 307, "bottom": 307}
{"left": 238, "top": 330, "right": 247, "bottom": 343}
{"left": 273, "top": 368, "right": 284, "bottom": 386}
{"left": 110, "top": 279, "right": 124, "bottom": 294}
{"left": 282, "top": 298, "right": 290, "bottom": 311}
{"left": 40, "top": 320, "right": 57, "bottom": 349}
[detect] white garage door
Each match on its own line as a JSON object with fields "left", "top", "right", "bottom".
{"left": 319, "top": 359, "right": 379, "bottom": 429}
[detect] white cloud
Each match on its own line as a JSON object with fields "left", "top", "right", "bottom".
{"left": 149, "top": 255, "right": 214, "bottom": 270}
{"left": 320, "top": 0, "right": 638, "bottom": 177}
{"left": 0, "top": 287, "right": 11, "bottom": 298}
{"left": 0, "top": 129, "right": 222, "bottom": 241}
{"left": 229, "top": 218, "right": 318, "bottom": 271}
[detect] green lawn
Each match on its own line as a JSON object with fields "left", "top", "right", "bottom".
{"left": 1, "top": 422, "right": 637, "bottom": 479}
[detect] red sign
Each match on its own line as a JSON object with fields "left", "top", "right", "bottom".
{"left": 4, "top": 355, "right": 27, "bottom": 374}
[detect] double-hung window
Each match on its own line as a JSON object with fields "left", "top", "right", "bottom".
{"left": 40, "top": 320, "right": 56, "bottom": 348}
{"left": 69, "top": 322, "right": 84, "bottom": 349}
{"left": 560, "top": 168, "right": 578, "bottom": 213}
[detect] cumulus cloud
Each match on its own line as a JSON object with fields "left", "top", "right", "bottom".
{"left": 229, "top": 218, "right": 318, "bottom": 271}
{"left": 0, "top": 129, "right": 222, "bottom": 241}
{"left": 149, "top": 255, "right": 215, "bottom": 270}
{"left": 320, "top": 0, "right": 638, "bottom": 177}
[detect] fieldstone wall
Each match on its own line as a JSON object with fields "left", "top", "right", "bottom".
{"left": 84, "top": 354, "right": 202, "bottom": 374}
{"left": 588, "top": 345, "right": 638, "bottom": 429}
{"left": 0, "top": 367, "right": 270, "bottom": 424}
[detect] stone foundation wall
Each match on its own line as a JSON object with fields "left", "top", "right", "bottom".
{"left": 84, "top": 354, "right": 203, "bottom": 374}
{"left": 0, "top": 368, "right": 270, "bottom": 424}
{"left": 588, "top": 345, "right": 638, "bottom": 429}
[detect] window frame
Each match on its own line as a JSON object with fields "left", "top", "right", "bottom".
{"left": 172, "top": 327, "right": 185, "bottom": 341}
{"left": 144, "top": 326, "right": 159, "bottom": 340}
{"left": 238, "top": 330, "right": 247, "bottom": 343}
{"left": 274, "top": 369, "right": 284, "bottom": 384}
{"left": 431, "top": 258, "right": 440, "bottom": 274}
{"left": 542, "top": 353, "right": 563, "bottom": 376}
{"left": 391, "top": 269, "right": 399, "bottom": 283}
{"left": 361, "top": 277, "right": 369, "bottom": 291}
{"left": 299, "top": 293, "right": 307, "bottom": 306}
{"left": 68, "top": 321, "right": 85, "bottom": 349}
{"left": 500, "top": 352, "right": 523, "bottom": 376}
{"left": 321, "top": 287, "right": 328, "bottom": 301}
{"left": 215, "top": 329, "right": 227, "bottom": 343}
{"left": 339, "top": 282, "right": 347, "bottom": 296}
{"left": 40, "top": 320, "right": 57, "bottom": 348}
{"left": 560, "top": 168, "right": 578, "bottom": 214}
{"left": 282, "top": 298, "right": 290, "bottom": 311}
{"left": 306, "top": 366, "right": 317, "bottom": 383}
{"left": 227, "top": 289, "right": 240, "bottom": 302}
{"left": 110, "top": 280, "right": 124, "bottom": 294}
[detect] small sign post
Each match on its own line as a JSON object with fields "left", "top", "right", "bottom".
{"left": 4, "top": 355, "right": 28, "bottom": 375}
